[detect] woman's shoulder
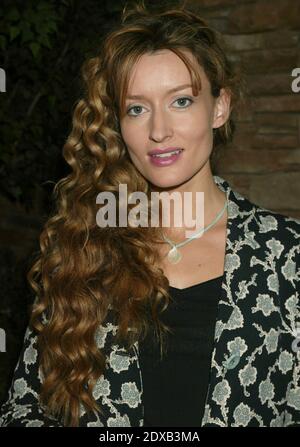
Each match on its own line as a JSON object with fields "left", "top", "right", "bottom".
{"left": 246, "top": 197, "right": 300, "bottom": 246}
{"left": 225, "top": 182, "right": 300, "bottom": 249}
{"left": 215, "top": 175, "right": 300, "bottom": 238}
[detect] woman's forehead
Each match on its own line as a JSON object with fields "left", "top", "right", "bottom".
{"left": 125, "top": 50, "right": 205, "bottom": 97}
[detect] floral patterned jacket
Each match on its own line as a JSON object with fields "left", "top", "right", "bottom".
{"left": 0, "top": 175, "right": 299, "bottom": 427}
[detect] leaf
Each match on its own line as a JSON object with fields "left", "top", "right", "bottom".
{"left": 29, "top": 42, "right": 40, "bottom": 58}
{"left": 9, "top": 26, "right": 21, "bottom": 41}
{"left": 38, "top": 34, "right": 52, "bottom": 49}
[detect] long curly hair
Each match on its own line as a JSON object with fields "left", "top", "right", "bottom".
{"left": 27, "top": 0, "right": 246, "bottom": 427}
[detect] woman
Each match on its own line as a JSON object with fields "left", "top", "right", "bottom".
{"left": 0, "top": 2, "right": 299, "bottom": 428}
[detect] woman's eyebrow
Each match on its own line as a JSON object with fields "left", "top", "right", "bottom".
{"left": 126, "top": 83, "right": 193, "bottom": 100}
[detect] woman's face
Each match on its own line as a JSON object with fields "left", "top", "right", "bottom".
{"left": 119, "top": 49, "right": 230, "bottom": 190}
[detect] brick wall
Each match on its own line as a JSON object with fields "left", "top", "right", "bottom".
{"left": 187, "top": 0, "right": 300, "bottom": 218}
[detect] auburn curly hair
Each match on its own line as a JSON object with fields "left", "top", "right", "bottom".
{"left": 26, "top": 0, "right": 246, "bottom": 427}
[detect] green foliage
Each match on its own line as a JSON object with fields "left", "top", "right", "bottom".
{"left": 0, "top": 0, "right": 125, "bottom": 210}
{"left": 5, "top": 2, "right": 62, "bottom": 59}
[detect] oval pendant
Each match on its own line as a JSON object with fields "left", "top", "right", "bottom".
{"left": 167, "top": 246, "right": 182, "bottom": 264}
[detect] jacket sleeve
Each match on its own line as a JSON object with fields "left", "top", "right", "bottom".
{"left": 283, "top": 221, "right": 300, "bottom": 427}
{"left": 284, "top": 352, "right": 300, "bottom": 426}
{"left": 0, "top": 324, "right": 63, "bottom": 427}
{"left": 283, "top": 318, "right": 300, "bottom": 426}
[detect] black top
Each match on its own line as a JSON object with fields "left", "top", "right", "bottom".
{"left": 139, "top": 274, "right": 223, "bottom": 427}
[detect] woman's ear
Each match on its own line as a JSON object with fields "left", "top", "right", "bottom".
{"left": 212, "top": 88, "right": 231, "bottom": 129}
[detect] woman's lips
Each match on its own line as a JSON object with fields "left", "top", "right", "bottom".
{"left": 148, "top": 147, "right": 183, "bottom": 156}
{"left": 148, "top": 149, "right": 183, "bottom": 167}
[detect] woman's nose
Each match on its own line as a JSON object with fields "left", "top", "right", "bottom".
{"left": 149, "top": 108, "right": 173, "bottom": 142}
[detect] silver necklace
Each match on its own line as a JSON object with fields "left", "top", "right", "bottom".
{"left": 162, "top": 198, "right": 228, "bottom": 264}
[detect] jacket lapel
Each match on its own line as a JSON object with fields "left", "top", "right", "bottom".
{"left": 201, "top": 175, "right": 260, "bottom": 426}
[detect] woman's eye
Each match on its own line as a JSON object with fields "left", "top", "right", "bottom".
{"left": 126, "top": 97, "right": 193, "bottom": 117}
{"left": 127, "top": 105, "right": 145, "bottom": 116}
{"left": 174, "top": 97, "right": 193, "bottom": 107}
